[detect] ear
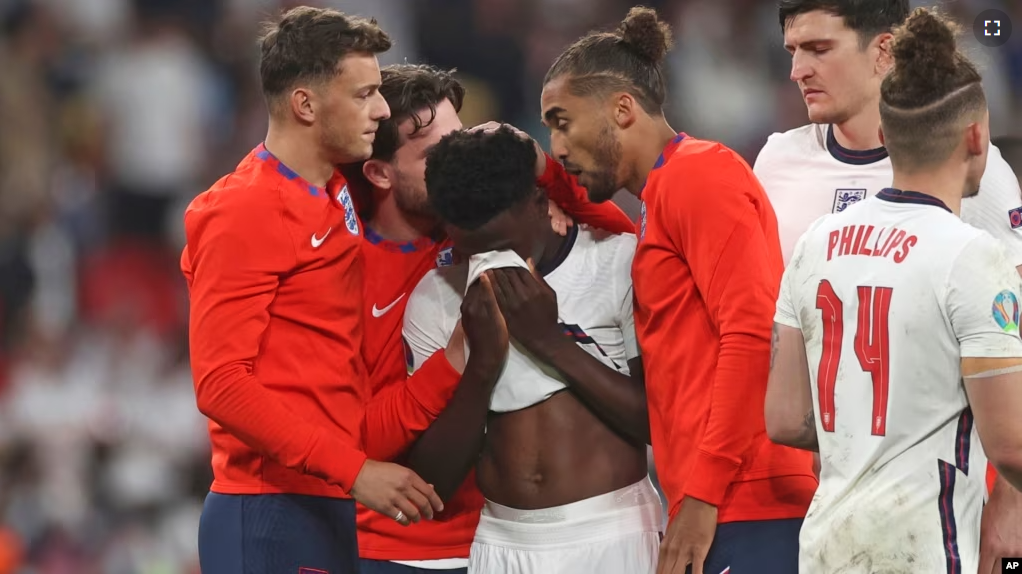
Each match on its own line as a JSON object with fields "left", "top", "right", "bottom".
{"left": 877, "top": 124, "right": 886, "bottom": 147}
{"left": 874, "top": 32, "right": 895, "bottom": 76}
{"left": 965, "top": 122, "right": 985, "bottom": 157}
{"left": 289, "top": 87, "right": 316, "bottom": 124}
{"left": 612, "top": 92, "right": 638, "bottom": 130}
{"left": 362, "top": 159, "right": 393, "bottom": 190}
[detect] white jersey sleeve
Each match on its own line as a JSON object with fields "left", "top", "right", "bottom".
{"left": 402, "top": 267, "right": 463, "bottom": 373}
{"left": 961, "top": 144, "right": 1022, "bottom": 267}
{"left": 611, "top": 233, "right": 640, "bottom": 361}
{"left": 774, "top": 249, "right": 801, "bottom": 330}
{"left": 946, "top": 233, "right": 1022, "bottom": 358}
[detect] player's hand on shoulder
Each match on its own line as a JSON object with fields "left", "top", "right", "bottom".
{"left": 461, "top": 275, "right": 509, "bottom": 372}
{"left": 350, "top": 460, "right": 445, "bottom": 526}
{"left": 657, "top": 496, "right": 718, "bottom": 574}
{"left": 487, "top": 262, "right": 563, "bottom": 357}
{"left": 467, "top": 121, "right": 547, "bottom": 179}
{"left": 548, "top": 199, "right": 574, "bottom": 236}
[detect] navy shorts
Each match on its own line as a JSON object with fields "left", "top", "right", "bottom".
{"left": 688, "top": 518, "right": 802, "bottom": 574}
{"left": 359, "top": 559, "right": 466, "bottom": 574}
{"left": 198, "top": 492, "right": 359, "bottom": 574}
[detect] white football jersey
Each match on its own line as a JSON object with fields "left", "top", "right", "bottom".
{"left": 402, "top": 226, "right": 640, "bottom": 410}
{"left": 775, "top": 190, "right": 1022, "bottom": 574}
{"left": 755, "top": 124, "right": 1022, "bottom": 266}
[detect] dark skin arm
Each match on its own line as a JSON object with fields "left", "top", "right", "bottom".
{"left": 487, "top": 266, "right": 650, "bottom": 446}
{"left": 405, "top": 276, "right": 508, "bottom": 502}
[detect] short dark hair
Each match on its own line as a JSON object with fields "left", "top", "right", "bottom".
{"left": 544, "top": 6, "right": 672, "bottom": 115}
{"left": 258, "top": 7, "right": 391, "bottom": 110}
{"left": 370, "top": 65, "right": 466, "bottom": 161}
{"left": 425, "top": 127, "right": 538, "bottom": 230}
{"left": 778, "top": 0, "right": 909, "bottom": 46}
{"left": 879, "top": 8, "right": 985, "bottom": 171}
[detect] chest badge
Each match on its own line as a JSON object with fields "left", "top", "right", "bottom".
{"left": 832, "top": 189, "right": 867, "bottom": 213}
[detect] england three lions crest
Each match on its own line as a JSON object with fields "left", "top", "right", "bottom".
{"left": 832, "top": 189, "right": 867, "bottom": 213}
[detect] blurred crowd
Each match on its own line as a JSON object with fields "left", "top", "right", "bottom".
{"left": 0, "top": 0, "right": 1017, "bottom": 571}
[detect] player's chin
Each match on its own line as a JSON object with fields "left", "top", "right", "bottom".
{"left": 806, "top": 104, "right": 840, "bottom": 125}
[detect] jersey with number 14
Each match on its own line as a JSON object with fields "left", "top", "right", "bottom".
{"left": 774, "top": 189, "right": 1022, "bottom": 574}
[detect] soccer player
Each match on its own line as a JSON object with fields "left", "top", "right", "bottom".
{"left": 351, "top": 65, "right": 636, "bottom": 574}
{"left": 757, "top": 0, "right": 1022, "bottom": 267}
{"left": 537, "top": 7, "right": 818, "bottom": 574}
{"left": 181, "top": 8, "right": 442, "bottom": 573}
{"left": 401, "top": 126, "right": 660, "bottom": 574}
{"left": 755, "top": 1, "right": 1022, "bottom": 569}
{"left": 766, "top": 9, "right": 1022, "bottom": 572}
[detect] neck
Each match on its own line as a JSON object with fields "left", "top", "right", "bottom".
{"left": 368, "top": 191, "right": 439, "bottom": 242}
{"left": 536, "top": 225, "right": 569, "bottom": 271}
{"left": 623, "top": 115, "right": 678, "bottom": 197}
{"left": 891, "top": 166, "right": 966, "bottom": 215}
{"left": 832, "top": 101, "right": 884, "bottom": 151}
{"left": 264, "top": 120, "right": 336, "bottom": 188}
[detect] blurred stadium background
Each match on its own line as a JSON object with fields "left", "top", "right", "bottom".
{"left": 0, "top": 0, "right": 1017, "bottom": 571}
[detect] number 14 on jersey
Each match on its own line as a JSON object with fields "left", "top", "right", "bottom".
{"left": 816, "top": 280, "right": 892, "bottom": 436}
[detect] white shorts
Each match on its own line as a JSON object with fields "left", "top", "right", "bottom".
{"left": 468, "top": 477, "right": 663, "bottom": 574}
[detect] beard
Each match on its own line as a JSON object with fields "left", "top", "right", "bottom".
{"left": 393, "top": 171, "right": 436, "bottom": 218}
{"left": 582, "top": 124, "right": 624, "bottom": 203}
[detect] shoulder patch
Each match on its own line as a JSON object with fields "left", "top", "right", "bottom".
{"left": 436, "top": 247, "right": 454, "bottom": 267}
{"left": 992, "top": 290, "right": 1020, "bottom": 333}
{"left": 1008, "top": 206, "right": 1022, "bottom": 229}
{"left": 833, "top": 189, "right": 866, "bottom": 213}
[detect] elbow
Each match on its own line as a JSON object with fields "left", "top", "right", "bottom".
{"left": 764, "top": 411, "right": 799, "bottom": 447}
{"left": 986, "top": 444, "right": 1022, "bottom": 481}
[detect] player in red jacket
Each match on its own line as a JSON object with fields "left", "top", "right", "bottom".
{"left": 349, "top": 64, "right": 636, "bottom": 574}
{"left": 537, "top": 7, "right": 818, "bottom": 574}
{"left": 181, "top": 8, "right": 442, "bottom": 574}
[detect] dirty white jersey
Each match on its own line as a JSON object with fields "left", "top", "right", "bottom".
{"left": 775, "top": 189, "right": 1022, "bottom": 574}
{"left": 754, "top": 124, "right": 1022, "bottom": 266}
{"left": 402, "top": 225, "right": 640, "bottom": 411}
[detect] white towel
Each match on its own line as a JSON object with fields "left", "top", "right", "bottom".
{"left": 465, "top": 250, "right": 568, "bottom": 412}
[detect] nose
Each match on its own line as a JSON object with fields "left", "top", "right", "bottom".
{"left": 790, "top": 50, "right": 812, "bottom": 83}
{"left": 372, "top": 91, "right": 391, "bottom": 122}
{"left": 549, "top": 131, "right": 568, "bottom": 163}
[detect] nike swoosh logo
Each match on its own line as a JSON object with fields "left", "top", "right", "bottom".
{"left": 372, "top": 293, "right": 406, "bottom": 317}
{"left": 311, "top": 228, "right": 332, "bottom": 248}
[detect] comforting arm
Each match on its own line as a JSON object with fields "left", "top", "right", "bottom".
{"left": 362, "top": 350, "right": 463, "bottom": 461}
{"left": 765, "top": 323, "right": 818, "bottom": 452}
{"left": 184, "top": 199, "right": 366, "bottom": 492}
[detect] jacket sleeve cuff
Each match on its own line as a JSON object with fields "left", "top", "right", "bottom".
{"left": 310, "top": 433, "right": 368, "bottom": 494}
{"left": 406, "top": 350, "right": 462, "bottom": 416}
{"left": 683, "top": 449, "right": 743, "bottom": 506}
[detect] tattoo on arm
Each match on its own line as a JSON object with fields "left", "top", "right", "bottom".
{"left": 770, "top": 323, "right": 780, "bottom": 371}
{"left": 791, "top": 407, "right": 819, "bottom": 452}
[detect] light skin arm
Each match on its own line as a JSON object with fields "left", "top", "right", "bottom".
{"left": 964, "top": 358, "right": 1022, "bottom": 490}
{"left": 764, "top": 323, "right": 819, "bottom": 452}
{"left": 977, "top": 265, "right": 1022, "bottom": 574}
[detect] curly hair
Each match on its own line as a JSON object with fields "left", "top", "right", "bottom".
{"left": 371, "top": 65, "right": 465, "bottom": 161}
{"left": 879, "top": 8, "right": 985, "bottom": 170}
{"left": 424, "top": 126, "right": 538, "bottom": 230}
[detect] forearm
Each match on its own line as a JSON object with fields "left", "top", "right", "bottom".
{"left": 766, "top": 324, "right": 819, "bottom": 452}
{"left": 535, "top": 338, "right": 649, "bottom": 445}
{"left": 991, "top": 472, "right": 1022, "bottom": 508}
{"left": 195, "top": 364, "right": 366, "bottom": 491}
{"left": 406, "top": 358, "right": 500, "bottom": 501}
{"left": 685, "top": 332, "right": 770, "bottom": 505}
{"left": 363, "top": 351, "right": 462, "bottom": 461}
